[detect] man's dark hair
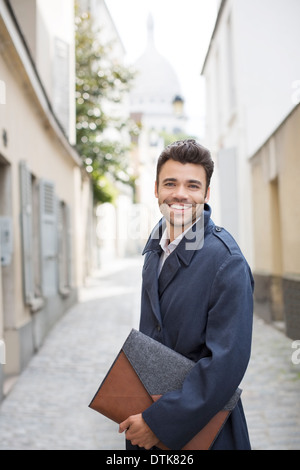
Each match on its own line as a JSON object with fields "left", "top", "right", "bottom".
{"left": 156, "top": 139, "right": 214, "bottom": 192}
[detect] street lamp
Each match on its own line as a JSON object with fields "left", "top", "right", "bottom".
{"left": 172, "top": 95, "right": 184, "bottom": 116}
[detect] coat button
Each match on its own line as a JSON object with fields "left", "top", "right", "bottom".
{"left": 215, "top": 226, "right": 222, "bottom": 232}
{"left": 156, "top": 325, "right": 161, "bottom": 332}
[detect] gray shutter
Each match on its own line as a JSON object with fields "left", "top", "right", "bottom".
{"left": 19, "top": 161, "right": 34, "bottom": 304}
{"left": 57, "top": 200, "right": 63, "bottom": 288}
{"left": 57, "top": 201, "right": 72, "bottom": 295}
{"left": 65, "top": 204, "right": 72, "bottom": 288}
{"left": 39, "top": 179, "right": 58, "bottom": 297}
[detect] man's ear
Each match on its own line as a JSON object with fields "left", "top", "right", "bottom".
{"left": 154, "top": 180, "right": 158, "bottom": 198}
{"left": 205, "top": 187, "right": 210, "bottom": 203}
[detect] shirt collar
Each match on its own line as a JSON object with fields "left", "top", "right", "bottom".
{"left": 142, "top": 203, "right": 212, "bottom": 256}
{"left": 159, "top": 227, "right": 182, "bottom": 254}
{"left": 159, "top": 217, "right": 201, "bottom": 254}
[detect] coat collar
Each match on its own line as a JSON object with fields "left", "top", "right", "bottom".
{"left": 142, "top": 204, "right": 213, "bottom": 299}
{"left": 142, "top": 203, "right": 213, "bottom": 264}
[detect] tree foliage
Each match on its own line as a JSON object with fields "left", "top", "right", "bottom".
{"left": 75, "top": 4, "right": 137, "bottom": 203}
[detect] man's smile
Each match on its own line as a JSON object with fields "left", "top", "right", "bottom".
{"left": 169, "top": 203, "right": 193, "bottom": 212}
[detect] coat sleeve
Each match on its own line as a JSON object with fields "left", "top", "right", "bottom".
{"left": 142, "top": 253, "right": 254, "bottom": 449}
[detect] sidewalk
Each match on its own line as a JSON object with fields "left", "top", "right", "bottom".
{"left": 0, "top": 257, "right": 299, "bottom": 450}
{"left": 241, "top": 316, "right": 300, "bottom": 450}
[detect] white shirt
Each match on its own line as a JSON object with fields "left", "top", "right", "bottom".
{"left": 158, "top": 218, "right": 201, "bottom": 275}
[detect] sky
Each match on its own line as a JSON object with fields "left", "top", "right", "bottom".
{"left": 105, "top": 0, "right": 219, "bottom": 137}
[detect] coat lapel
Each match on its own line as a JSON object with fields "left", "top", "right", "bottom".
{"left": 158, "top": 206, "right": 212, "bottom": 298}
{"left": 142, "top": 219, "right": 164, "bottom": 324}
{"left": 142, "top": 205, "right": 213, "bottom": 310}
{"left": 158, "top": 252, "right": 181, "bottom": 298}
{"left": 142, "top": 250, "right": 162, "bottom": 323}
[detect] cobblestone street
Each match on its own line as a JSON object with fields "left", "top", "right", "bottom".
{"left": 0, "top": 257, "right": 299, "bottom": 450}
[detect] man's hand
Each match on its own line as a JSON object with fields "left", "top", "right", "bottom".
{"left": 119, "top": 413, "right": 159, "bottom": 450}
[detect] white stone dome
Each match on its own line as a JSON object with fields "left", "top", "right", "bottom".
{"left": 130, "top": 15, "right": 183, "bottom": 116}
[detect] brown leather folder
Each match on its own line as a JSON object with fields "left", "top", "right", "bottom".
{"left": 89, "top": 329, "right": 241, "bottom": 450}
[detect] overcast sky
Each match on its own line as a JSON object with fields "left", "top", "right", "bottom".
{"left": 105, "top": 0, "right": 219, "bottom": 137}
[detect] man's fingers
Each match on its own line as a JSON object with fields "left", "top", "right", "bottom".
{"left": 119, "top": 418, "right": 130, "bottom": 434}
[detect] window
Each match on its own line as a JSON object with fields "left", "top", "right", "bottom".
{"left": 39, "top": 179, "right": 57, "bottom": 297}
{"left": 19, "top": 162, "right": 71, "bottom": 308}
{"left": 57, "top": 201, "right": 72, "bottom": 295}
{"left": 20, "top": 161, "right": 43, "bottom": 310}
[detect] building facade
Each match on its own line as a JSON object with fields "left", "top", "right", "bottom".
{"left": 201, "top": 0, "right": 300, "bottom": 336}
{"left": 201, "top": 0, "right": 300, "bottom": 265}
{"left": 250, "top": 104, "right": 300, "bottom": 339}
{"left": 0, "top": 0, "right": 95, "bottom": 401}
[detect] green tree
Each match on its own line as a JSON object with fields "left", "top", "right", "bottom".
{"left": 75, "top": 5, "right": 137, "bottom": 203}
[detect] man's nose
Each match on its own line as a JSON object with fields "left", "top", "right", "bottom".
{"left": 172, "top": 184, "right": 188, "bottom": 200}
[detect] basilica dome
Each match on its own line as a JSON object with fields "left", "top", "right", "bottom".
{"left": 130, "top": 15, "right": 183, "bottom": 116}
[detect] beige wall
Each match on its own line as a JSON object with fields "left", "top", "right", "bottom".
{"left": 0, "top": 7, "right": 94, "bottom": 379}
{"left": 276, "top": 107, "right": 300, "bottom": 275}
{"left": 251, "top": 104, "right": 300, "bottom": 335}
{"left": 0, "top": 53, "right": 79, "bottom": 329}
{"left": 9, "top": 0, "right": 37, "bottom": 59}
{"left": 251, "top": 104, "right": 300, "bottom": 278}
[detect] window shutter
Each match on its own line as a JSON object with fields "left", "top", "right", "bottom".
{"left": 57, "top": 200, "right": 63, "bottom": 288}
{"left": 65, "top": 204, "right": 72, "bottom": 288}
{"left": 39, "top": 179, "right": 58, "bottom": 297}
{"left": 57, "top": 201, "right": 72, "bottom": 295}
{"left": 19, "top": 161, "right": 34, "bottom": 304}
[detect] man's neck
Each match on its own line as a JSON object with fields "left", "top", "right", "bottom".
{"left": 167, "top": 222, "right": 193, "bottom": 243}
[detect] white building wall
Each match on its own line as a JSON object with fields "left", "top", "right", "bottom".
{"left": 202, "top": 0, "right": 300, "bottom": 265}
{"left": 235, "top": 0, "right": 300, "bottom": 157}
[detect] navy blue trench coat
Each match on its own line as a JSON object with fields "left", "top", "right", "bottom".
{"left": 128, "top": 204, "right": 254, "bottom": 451}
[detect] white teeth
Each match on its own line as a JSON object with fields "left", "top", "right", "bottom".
{"left": 170, "top": 204, "right": 190, "bottom": 210}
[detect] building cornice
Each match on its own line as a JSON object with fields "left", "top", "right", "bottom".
{"left": 201, "top": 0, "right": 227, "bottom": 75}
{"left": 250, "top": 102, "right": 300, "bottom": 161}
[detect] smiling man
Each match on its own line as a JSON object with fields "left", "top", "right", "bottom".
{"left": 119, "top": 139, "right": 254, "bottom": 450}
{"left": 156, "top": 159, "right": 209, "bottom": 243}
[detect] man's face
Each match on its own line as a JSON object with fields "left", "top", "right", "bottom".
{"left": 155, "top": 160, "right": 210, "bottom": 234}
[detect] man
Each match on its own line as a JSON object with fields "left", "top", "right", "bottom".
{"left": 119, "top": 139, "right": 254, "bottom": 450}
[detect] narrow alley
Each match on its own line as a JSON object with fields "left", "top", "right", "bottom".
{"left": 0, "top": 257, "right": 299, "bottom": 450}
